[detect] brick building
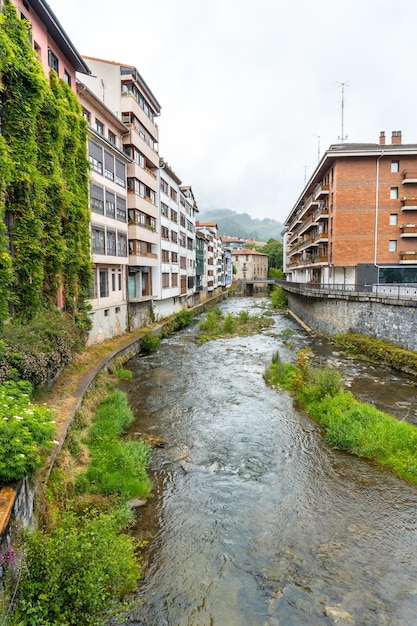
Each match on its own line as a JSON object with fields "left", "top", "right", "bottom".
{"left": 283, "top": 131, "right": 417, "bottom": 287}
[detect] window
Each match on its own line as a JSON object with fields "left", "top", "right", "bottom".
{"left": 116, "top": 196, "right": 126, "bottom": 222}
{"left": 170, "top": 209, "right": 178, "bottom": 223}
{"left": 162, "top": 273, "right": 170, "bottom": 288}
{"left": 82, "top": 108, "right": 91, "bottom": 123}
{"left": 48, "top": 48, "right": 59, "bottom": 73}
{"left": 95, "top": 119, "right": 104, "bottom": 135}
{"left": 64, "top": 69, "right": 71, "bottom": 87}
{"left": 115, "top": 160, "right": 126, "bottom": 187}
{"left": 112, "top": 270, "right": 116, "bottom": 291}
{"left": 161, "top": 226, "right": 169, "bottom": 240}
{"left": 389, "top": 240, "right": 397, "bottom": 252}
{"left": 391, "top": 160, "right": 399, "bottom": 173}
{"left": 160, "top": 179, "right": 168, "bottom": 194}
{"left": 389, "top": 214, "right": 398, "bottom": 226}
{"left": 390, "top": 187, "right": 399, "bottom": 199}
{"left": 89, "top": 141, "right": 103, "bottom": 174}
{"left": 172, "top": 273, "right": 178, "bottom": 287}
{"left": 99, "top": 270, "right": 109, "bottom": 298}
{"left": 161, "top": 202, "right": 169, "bottom": 217}
{"left": 92, "top": 229, "right": 105, "bottom": 254}
{"left": 118, "top": 233, "right": 127, "bottom": 256}
{"left": 118, "top": 270, "right": 122, "bottom": 290}
{"left": 106, "top": 190, "right": 115, "bottom": 218}
{"left": 171, "top": 252, "right": 178, "bottom": 263}
{"left": 104, "top": 151, "right": 114, "bottom": 181}
{"left": 170, "top": 187, "right": 177, "bottom": 201}
{"left": 171, "top": 230, "right": 178, "bottom": 243}
{"left": 108, "top": 130, "right": 116, "bottom": 146}
{"left": 107, "top": 231, "right": 116, "bottom": 255}
{"left": 90, "top": 184, "right": 104, "bottom": 214}
{"left": 162, "top": 249, "right": 170, "bottom": 263}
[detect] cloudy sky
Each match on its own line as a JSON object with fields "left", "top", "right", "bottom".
{"left": 50, "top": 0, "right": 417, "bottom": 223}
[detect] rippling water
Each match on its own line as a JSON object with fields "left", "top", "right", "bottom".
{"left": 119, "top": 297, "right": 417, "bottom": 626}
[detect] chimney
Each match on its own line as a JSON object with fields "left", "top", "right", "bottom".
{"left": 379, "top": 131, "right": 386, "bottom": 145}
{"left": 391, "top": 130, "right": 402, "bottom": 145}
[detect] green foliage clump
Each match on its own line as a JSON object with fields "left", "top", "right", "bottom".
{"left": 254, "top": 238, "right": 283, "bottom": 270}
{"left": 0, "top": 1, "right": 92, "bottom": 333}
{"left": 175, "top": 309, "right": 194, "bottom": 328}
{"left": 0, "top": 309, "right": 84, "bottom": 387}
{"left": 199, "top": 307, "right": 273, "bottom": 343}
{"left": 117, "top": 368, "right": 132, "bottom": 381}
{"left": 76, "top": 390, "right": 151, "bottom": 499}
{"left": 334, "top": 332, "right": 417, "bottom": 374}
{"left": 11, "top": 507, "right": 141, "bottom": 625}
{"left": 140, "top": 332, "right": 161, "bottom": 354}
{"left": 0, "top": 380, "right": 55, "bottom": 483}
{"left": 264, "top": 349, "right": 417, "bottom": 485}
{"left": 271, "top": 286, "right": 287, "bottom": 309}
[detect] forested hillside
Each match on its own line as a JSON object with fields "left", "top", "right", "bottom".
{"left": 198, "top": 209, "right": 283, "bottom": 241}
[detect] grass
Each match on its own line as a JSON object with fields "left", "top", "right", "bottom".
{"left": 265, "top": 350, "right": 417, "bottom": 485}
{"left": 198, "top": 308, "right": 274, "bottom": 344}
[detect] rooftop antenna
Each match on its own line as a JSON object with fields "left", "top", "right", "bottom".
{"left": 314, "top": 135, "right": 321, "bottom": 162}
{"left": 302, "top": 165, "right": 310, "bottom": 186}
{"left": 336, "top": 81, "right": 348, "bottom": 142}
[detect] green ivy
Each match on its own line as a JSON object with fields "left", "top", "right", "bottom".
{"left": 0, "top": 0, "right": 92, "bottom": 334}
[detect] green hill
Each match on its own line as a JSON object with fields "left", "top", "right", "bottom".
{"left": 198, "top": 209, "right": 283, "bottom": 241}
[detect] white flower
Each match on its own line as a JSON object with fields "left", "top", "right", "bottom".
{"left": 14, "top": 416, "right": 23, "bottom": 421}
{"left": 52, "top": 440, "right": 60, "bottom": 445}
{"left": 19, "top": 454, "right": 25, "bottom": 458}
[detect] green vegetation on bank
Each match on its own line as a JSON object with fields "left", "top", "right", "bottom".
{"left": 4, "top": 369, "right": 151, "bottom": 625}
{"left": 0, "top": 380, "right": 55, "bottom": 483}
{"left": 270, "top": 286, "right": 287, "bottom": 309}
{"left": 264, "top": 350, "right": 417, "bottom": 485}
{"left": 334, "top": 332, "right": 417, "bottom": 374}
{"left": 198, "top": 307, "right": 274, "bottom": 344}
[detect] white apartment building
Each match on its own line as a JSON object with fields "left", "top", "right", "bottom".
{"left": 157, "top": 161, "right": 181, "bottom": 318}
{"left": 80, "top": 57, "right": 162, "bottom": 316}
{"left": 196, "top": 222, "right": 222, "bottom": 294}
{"left": 77, "top": 81, "right": 130, "bottom": 345}
{"left": 180, "top": 186, "right": 198, "bottom": 300}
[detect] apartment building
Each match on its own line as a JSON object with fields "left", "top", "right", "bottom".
{"left": 233, "top": 249, "right": 268, "bottom": 281}
{"left": 9, "top": 0, "right": 89, "bottom": 88}
{"left": 283, "top": 131, "right": 417, "bottom": 287}
{"left": 80, "top": 57, "right": 162, "bottom": 309}
{"left": 77, "top": 81, "right": 130, "bottom": 344}
{"left": 157, "top": 161, "right": 181, "bottom": 316}
{"left": 196, "top": 222, "right": 222, "bottom": 294}
{"left": 196, "top": 231, "right": 208, "bottom": 296}
{"left": 180, "top": 186, "right": 198, "bottom": 299}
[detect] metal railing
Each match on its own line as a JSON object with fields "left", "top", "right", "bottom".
{"left": 277, "top": 280, "right": 417, "bottom": 301}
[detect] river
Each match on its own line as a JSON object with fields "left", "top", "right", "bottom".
{"left": 118, "top": 296, "right": 417, "bottom": 626}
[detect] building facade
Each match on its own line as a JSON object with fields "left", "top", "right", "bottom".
{"left": 283, "top": 131, "right": 417, "bottom": 287}
{"left": 9, "top": 0, "right": 89, "bottom": 89}
{"left": 77, "top": 81, "right": 130, "bottom": 344}
{"left": 233, "top": 249, "right": 268, "bottom": 281}
{"left": 81, "top": 57, "right": 162, "bottom": 308}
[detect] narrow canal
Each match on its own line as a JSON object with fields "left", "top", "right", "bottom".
{"left": 119, "top": 296, "right": 417, "bottom": 626}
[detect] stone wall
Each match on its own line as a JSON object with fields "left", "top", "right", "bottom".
{"left": 286, "top": 291, "right": 417, "bottom": 351}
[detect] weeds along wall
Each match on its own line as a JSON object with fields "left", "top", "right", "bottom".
{"left": 0, "top": 0, "right": 92, "bottom": 332}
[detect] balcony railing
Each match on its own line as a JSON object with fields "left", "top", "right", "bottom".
{"left": 400, "top": 224, "right": 417, "bottom": 237}
{"left": 277, "top": 280, "right": 417, "bottom": 300}
{"left": 402, "top": 170, "right": 417, "bottom": 183}
{"left": 401, "top": 197, "right": 417, "bottom": 210}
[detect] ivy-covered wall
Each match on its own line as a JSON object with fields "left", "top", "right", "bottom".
{"left": 0, "top": 0, "right": 92, "bottom": 332}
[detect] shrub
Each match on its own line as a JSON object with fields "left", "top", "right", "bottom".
{"left": 223, "top": 314, "right": 237, "bottom": 334}
{"left": 11, "top": 507, "right": 141, "bottom": 625}
{"left": 0, "top": 380, "right": 55, "bottom": 483}
{"left": 140, "top": 332, "right": 161, "bottom": 354}
{"left": 117, "top": 368, "right": 132, "bottom": 381}
{"left": 271, "top": 286, "right": 287, "bottom": 309}
{"left": 0, "top": 309, "right": 84, "bottom": 388}
{"left": 239, "top": 310, "right": 250, "bottom": 323}
{"left": 175, "top": 309, "right": 194, "bottom": 328}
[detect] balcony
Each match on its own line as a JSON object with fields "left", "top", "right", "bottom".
{"left": 402, "top": 170, "right": 417, "bottom": 184}
{"left": 399, "top": 251, "right": 417, "bottom": 264}
{"left": 400, "top": 224, "right": 417, "bottom": 237}
{"left": 314, "top": 183, "right": 329, "bottom": 200}
{"left": 401, "top": 197, "right": 417, "bottom": 211}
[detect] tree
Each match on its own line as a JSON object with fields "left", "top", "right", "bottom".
{"left": 255, "top": 239, "right": 283, "bottom": 273}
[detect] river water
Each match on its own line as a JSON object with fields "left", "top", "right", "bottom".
{"left": 119, "top": 296, "right": 417, "bottom": 626}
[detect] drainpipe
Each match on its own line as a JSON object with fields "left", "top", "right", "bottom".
{"left": 374, "top": 152, "right": 384, "bottom": 276}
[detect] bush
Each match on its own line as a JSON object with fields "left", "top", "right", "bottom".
{"left": 140, "top": 332, "right": 161, "bottom": 354}
{"left": 0, "top": 309, "right": 84, "bottom": 388}
{"left": 11, "top": 507, "right": 141, "bottom": 625}
{"left": 239, "top": 310, "right": 250, "bottom": 323}
{"left": 271, "top": 287, "right": 287, "bottom": 309}
{"left": 223, "top": 314, "right": 237, "bottom": 334}
{"left": 0, "top": 380, "right": 55, "bottom": 483}
{"left": 175, "top": 309, "right": 194, "bottom": 328}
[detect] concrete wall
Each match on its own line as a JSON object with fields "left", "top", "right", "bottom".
{"left": 286, "top": 291, "right": 417, "bottom": 351}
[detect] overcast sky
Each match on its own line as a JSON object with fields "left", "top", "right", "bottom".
{"left": 50, "top": 0, "right": 417, "bottom": 223}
